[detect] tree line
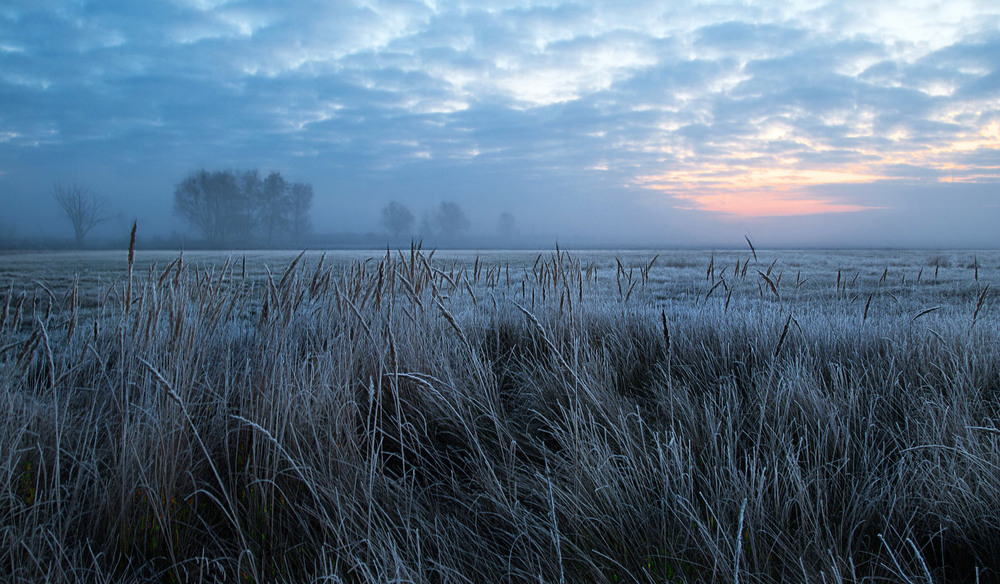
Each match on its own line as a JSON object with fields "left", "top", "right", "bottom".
{"left": 44, "top": 169, "right": 314, "bottom": 249}
{"left": 173, "top": 169, "right": 313, "bottom": 248}
{"left": 43, "top": 172, "right": 521, "bottom": 250}
{"left": 381, "top": 201, "right": 518, "bottom": 242}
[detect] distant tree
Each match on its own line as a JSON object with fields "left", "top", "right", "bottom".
{"left": 289, "top": 182, "right": 313, "bottom": 246}
{"left": 259, "top": 171, "right": 290, "bottom": 246}
{"left": 497, "top": 212, "right": 517, "bottom": 240}
{"left": 419, "top": 210, "right": 435, "bottom": 238}
{"left": 232, "top": 169, "right": 261, "bottom": 245}
{"left": 431, "top": 201, "right": 470, "bottom": 240}
{"left": 174, "top": 169, "right": 242, "bottom": 247}
{"left": 380, "top": 201, "right": 415, "bottom": 238}
{"left": 174, "top": 168, "right": 313, "bottom": 248}
{"left": 52, "top": 182, "right": 112, "bottom": 248}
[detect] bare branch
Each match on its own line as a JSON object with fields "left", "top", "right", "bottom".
{"left": 52, "top": 182, "right": 112, "bottom": 248}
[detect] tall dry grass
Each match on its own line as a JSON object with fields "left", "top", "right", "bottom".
{"left": 1, "top": 244, "right": 998, "bottom": 583}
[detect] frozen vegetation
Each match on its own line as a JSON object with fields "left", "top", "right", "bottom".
{"left": 1, "top": 245, "right": 998, "bottom": 582}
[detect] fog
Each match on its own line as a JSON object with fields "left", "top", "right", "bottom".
{"left": 1, "top": 1, "right": 998, "bottom": 249}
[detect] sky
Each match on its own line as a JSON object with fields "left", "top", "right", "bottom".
{"left": 1, "top": 0, "right": 999, "bottom": 248}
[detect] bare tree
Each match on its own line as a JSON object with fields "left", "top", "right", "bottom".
{"left": 380, "top": 201, "right": 415, "bottom": 239}
{"left": 173, "top": 169, "right": 242, "bottom": 247}
{"left": 233, "top": 169, "right": 262, "bottom": 245}
{"left": 52, "top": 182, "right": 112, "bottom": 248}
{"left": 259, "top": 171, "right": 290, "bottom": 246}
{"left": 174, "top": 168, "right": 313, "bottom": 248}
{"left": 431, "top": 201, "right": 469, "bottom": 240}
{"left": 497, "top": 212, "right": 517, "bottom": 240}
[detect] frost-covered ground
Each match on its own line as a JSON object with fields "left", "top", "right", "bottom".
{"left": 1, "top": 247, "right": 998, "bottom": 582}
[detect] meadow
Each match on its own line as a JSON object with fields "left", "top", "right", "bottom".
{"left": 1, "top": 244, "right": 998, "bottom": 583}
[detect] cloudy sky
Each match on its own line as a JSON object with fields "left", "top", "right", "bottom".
{"left": 1, "top": 0, "right": 998, "bottom": 247}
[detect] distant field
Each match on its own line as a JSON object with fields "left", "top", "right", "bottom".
{"left": 2, "top": 246, "right": 998, "bottom": 583}
{"left": 2, "top": 247, "right": 995, "bottom": 310}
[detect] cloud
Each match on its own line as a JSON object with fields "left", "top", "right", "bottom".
{"left": 695, "top": 20, "right": 808, "bottom": 57}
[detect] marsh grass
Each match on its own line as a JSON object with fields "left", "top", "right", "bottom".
{"left": 1, "top": 245, "right": 999, "bottom": 582}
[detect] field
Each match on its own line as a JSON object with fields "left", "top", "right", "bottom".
{"left": 1, "top": 245, "right": 999, "bottom": 583}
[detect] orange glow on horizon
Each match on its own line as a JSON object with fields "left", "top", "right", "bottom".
{"left": 670, "top": 191, "right": 874, "bottom": 217}
{"left": 637, "top": 165, "right": 883, "bottom": 191}
{"left": 635, "top": 119, "right": 999, "bottom": 217}
{"left": 636, "top": 164, "right": 883, "bottom": 217}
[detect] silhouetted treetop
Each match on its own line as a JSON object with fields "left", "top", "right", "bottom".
{"left": 429, "top": 201, "right": 469, "bottom": 240}
{"left": 52, "top": 182, "right": 112, "bottom": 248}
{"left": 173, "top": 168, "right": 313, "bottom": 248}
{"left": 380, "top": 201, "right": 415, "bottom": 239}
